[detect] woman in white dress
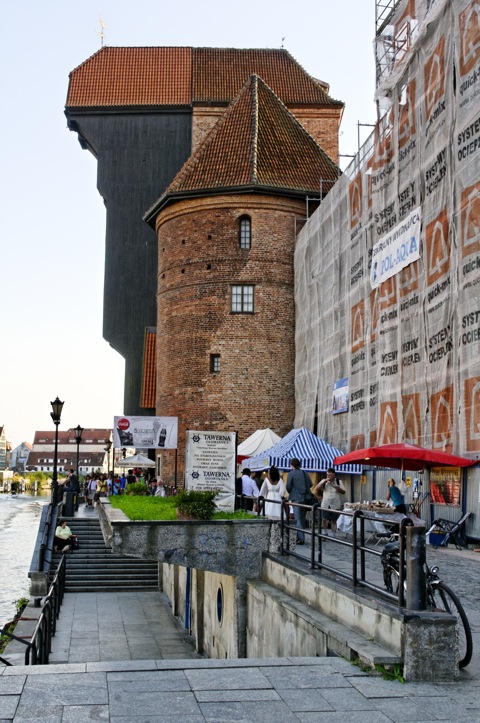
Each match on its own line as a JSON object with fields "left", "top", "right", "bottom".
{"left": 259, "top": 466, "right": 286, "bottom": 519}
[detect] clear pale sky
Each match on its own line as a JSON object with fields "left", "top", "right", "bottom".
{"left": 0, "top": 0, "right": 377, "bottom": 449}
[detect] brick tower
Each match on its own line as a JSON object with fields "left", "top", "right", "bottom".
{"left": 65, "top": 48, "right": 344, "bottom": 418}
{"left": 145, "top": 75, "right": 339, "bottom": 480}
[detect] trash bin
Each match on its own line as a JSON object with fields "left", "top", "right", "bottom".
{"left": 63, "top": 489, "right": 75, "bottom": 517}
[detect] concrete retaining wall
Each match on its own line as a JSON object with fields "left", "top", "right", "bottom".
{"left": 99, "top": 503, "right": 457, "bottom": 680}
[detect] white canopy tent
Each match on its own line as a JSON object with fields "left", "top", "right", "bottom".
{"left": 117, "top": 453, "right": 156, "bottom": 468}
{"left": 237, "top": 428, "right": 281, "bottom": 462}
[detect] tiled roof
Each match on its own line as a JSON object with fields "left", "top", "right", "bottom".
{"left": 192, "top": 48, "right": 340, "bottom": 106}
{"left": 141, "top": 328, "right": 156, "bottom": 409}
{"left": 146, "top": 75, "right": 340, "bottom": 216}
{"left": 66, "top": 47, "right": 343, "bottom": 109}
{"left": 32, "top": 429, "right": 112, "bottom": 445}
{"left": 67, "top": 47, "right": 192, "bottom": 107}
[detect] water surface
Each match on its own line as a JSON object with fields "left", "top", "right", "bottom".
{"left": 0, "top": 493, "right": 49, "bottom": 626}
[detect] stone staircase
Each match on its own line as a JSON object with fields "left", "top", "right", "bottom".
{"left": 52, "top": 517, "right": 159, "bottom": 592}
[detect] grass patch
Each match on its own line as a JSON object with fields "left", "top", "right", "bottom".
{"left": 109, "top": 495, "right": 262, "bottom": 521}
{"left": 0, "top": 597, "right": 29, "bottom": 655}
{"left": 110, "top": 495, "right": 177, "bottom": 520}
{"left": 212, "top": 510, "right": 256, "bottom": 520}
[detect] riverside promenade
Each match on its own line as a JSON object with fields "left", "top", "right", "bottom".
{"left": 1, "top": 512, "right": 480, "bottom": 721}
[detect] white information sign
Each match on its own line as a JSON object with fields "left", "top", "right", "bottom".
{"left": 113, "top": 416, "right": 178, "bottom": 449}
{"left": 185, "top": 430, "right": 236, "bottom": 512}
{"left": 370, "top": 207, "right": 422, "bottom": 288}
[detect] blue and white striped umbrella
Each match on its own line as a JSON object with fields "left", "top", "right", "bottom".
{"left": 243, "top": 428, "right": 362, "bottom": 474}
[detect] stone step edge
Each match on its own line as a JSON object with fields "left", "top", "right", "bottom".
{"left": 249, "top": 579, "right": 403, "bottom": 668}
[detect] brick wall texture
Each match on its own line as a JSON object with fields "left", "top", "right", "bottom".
{"left": 155, "top": 194, "right": 306, "bottom": 481}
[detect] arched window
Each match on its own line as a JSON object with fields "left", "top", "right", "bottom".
{"left": 239, "top": 216, "right": 251, "bottom": 249}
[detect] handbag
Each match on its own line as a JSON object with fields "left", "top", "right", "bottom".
{"left": 303, "top": 472, "right": 317, "bottom": 506}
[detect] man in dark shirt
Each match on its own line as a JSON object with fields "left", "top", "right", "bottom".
{"left": 286, "top": 458, "right": 309, "bottom": 544}
{"left": 126, "top": 469, "right": 137, "bottom": 488}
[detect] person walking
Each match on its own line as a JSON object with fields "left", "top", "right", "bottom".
{"left": 286, "top": 458, "right": 311, "bottom": 544}
{"left": 67, "top": 469, "right": 80, "bottom": 511}
{"left": 259, "top": 466, "right": 286, "bottom": 519}
{"left": 241, "top": 468, "right": 259, "bottom": 511}
{"left": 315, "top": 467, "right": 345, "bottom": 536}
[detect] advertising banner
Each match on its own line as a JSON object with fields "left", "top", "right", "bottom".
{"left": 113, "top": 416, "right": 178, "bottom": 449}
{"left": 332, "top": 378, "right": 349, "bottom": 414}
{"left": 430, "top": 466, "right": 462, "bottom": 506}
{"left": 185, "top": 431, "right": 236, "bottom": 512}
{"left": 370, "top": 207, "right": 421, "bottom": 288}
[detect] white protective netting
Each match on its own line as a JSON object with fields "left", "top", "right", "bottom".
{"left": 295, "top": 0, "right": 480, "bottom": 457}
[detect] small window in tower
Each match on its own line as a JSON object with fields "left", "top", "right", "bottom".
{"left": 239, "top": 216, "right": 251, "bottom": 249}
{"left": 231, "top": 285, "right": 254, "bottom": 313}
{"left": 210, "top": 354, "right": 221, "bottom": 373}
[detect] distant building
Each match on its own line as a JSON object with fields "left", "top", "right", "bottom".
{"left": 26, "top": 429, "right": 113, "bottom": 476}
{"left": 10, "top": 442, "right": 32, "bottom": 472}
{"left": 0, "top": 427, "right": 7, "bottom": 470}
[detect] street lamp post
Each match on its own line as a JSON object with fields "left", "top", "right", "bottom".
{"left": 50, "top": 397, "right": 64, "bottom": 507}
{"left": 104, "top": 438, "right": 112, "bottom": 495}
{"left": 74, "top": 425, "right": 83, "bottom": 511}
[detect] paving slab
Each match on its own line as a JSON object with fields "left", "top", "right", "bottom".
{"left": 1, "top": 518, "right": 479, "bottom": 720}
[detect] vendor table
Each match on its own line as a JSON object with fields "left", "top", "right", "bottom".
{"left": 336, "top": 510, "right": 424, "bottom": 542}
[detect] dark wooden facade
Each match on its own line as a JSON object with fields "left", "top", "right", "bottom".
{"left": 66, "top": 110, "right": 192, "bottom": 414}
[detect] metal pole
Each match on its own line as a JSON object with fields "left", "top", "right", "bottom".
{"left": 52, "top": 422, "right": 59, "bottom": 507}
{"left": 406, "top": 524, "right": 426, "bottom": 610}
{"left": 75, "top": 439, "right": 80, "bottom": 511}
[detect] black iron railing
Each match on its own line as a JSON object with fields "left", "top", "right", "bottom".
{"left": 0, "top": 554, "right": 66, "bottom": 665}
{"left": 276, "top": 500, "right": 416, "bottom": 607}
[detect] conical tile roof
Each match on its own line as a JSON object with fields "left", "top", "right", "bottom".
{"left": 145, "top": 75, "right": 340, "bottom": 220}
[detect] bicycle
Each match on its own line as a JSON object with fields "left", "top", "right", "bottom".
{"left": 381, "top": 541, "right": 473, "bottom": 668}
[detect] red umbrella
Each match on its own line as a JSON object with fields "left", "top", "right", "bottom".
{"left": 334, "top": 443, "right": 476, "bottom": 471}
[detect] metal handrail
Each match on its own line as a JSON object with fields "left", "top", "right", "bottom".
{"left": 0, "top": 554, "right": 66, "bottom": 665}
{"left": 280, "top": 501, "right": 415, "bottom": 607}
{"left": 38, "top": 503, "right": 59, "bottom": 573}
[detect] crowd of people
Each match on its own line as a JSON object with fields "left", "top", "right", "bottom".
{"left": 237, "top": 461, "right": 407, "bottom": 546}
{"left": 62, "top": 467, "right": 172, "bottom": 509}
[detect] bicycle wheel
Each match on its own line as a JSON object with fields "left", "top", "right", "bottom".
{"left": 429, "top": 582, "right": 473, "bottom": 668}
{"left": 382, "top": 562, "right": 395, "bottom": 592}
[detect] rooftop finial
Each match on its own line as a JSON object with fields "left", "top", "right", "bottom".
{"left": 281, "top": 36, "right": 285, "bottom": 48}
{"left": 97, "top": 16, "right": 106, "bottom": 47}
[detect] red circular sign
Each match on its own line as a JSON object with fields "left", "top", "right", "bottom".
{"left": 117, "top": 418, "right": 130, "bottom": 431}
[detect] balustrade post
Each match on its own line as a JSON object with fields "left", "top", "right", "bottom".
{"left": 406, "top": 524, "right": 426, "bottom": 610}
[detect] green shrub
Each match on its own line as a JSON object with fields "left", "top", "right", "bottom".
{"left": 125, "top": 481, "right": 148, "bottom": 495}
{"left": 175, "top": 489, "right": 217, "bottom": 520}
